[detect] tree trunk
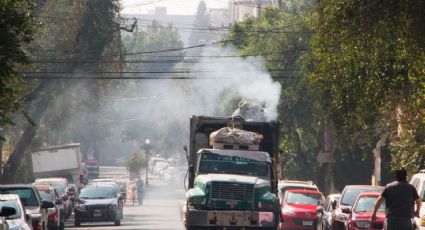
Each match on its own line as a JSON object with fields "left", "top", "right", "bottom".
{"left": 0, "top": 82, "right": 52, "bottom": 183}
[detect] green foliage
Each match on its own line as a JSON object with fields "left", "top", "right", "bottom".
{"left": 188, "top": 0, "right": 212, "bottom": 46}
{"left": 308, "top": 0, "right": 425, "bottom": 174}
{"left": 123, "top": 20, "right": 184, "bottom": 71}
{"left": 228, "top": 8, "right": 320, "bottom": 180}
{"left": 124, "top": 153, "right": 147, "bottom": 174}
{"left": 0, "top": 0, "right": 36, "bottom": 127}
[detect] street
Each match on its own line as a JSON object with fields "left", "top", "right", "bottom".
{"left": 65, "top": 167, "right": 185, "bottom": 230}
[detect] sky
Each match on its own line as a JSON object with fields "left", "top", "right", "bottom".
{"left": 120, "top": 0, "right": 229, "bottom": 15}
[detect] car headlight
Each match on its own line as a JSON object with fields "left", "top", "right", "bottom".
{"left": 420, "top": 215, "right": 425, "bottom": 227}
{"left": 76, "top": 205, "right": 87, "bottom": 210}
{"left": 281, "top": 208, "right": 295, "bottom": 216}
{"left": 355, "top": 220, "right": 371, "bottom": 228}
{"left": 108, "top": 204, "right": 117, "bottom": 209}
{"left": 188, "top": 197, "right": 205, "bottom": 205}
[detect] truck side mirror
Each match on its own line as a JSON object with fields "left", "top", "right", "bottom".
{"left": 188, "top": 165, "right": 195, "bottom": 189}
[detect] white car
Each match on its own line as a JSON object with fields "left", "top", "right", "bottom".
{"left": 0, "top": 194, "right": 32, "bottom": 230}
{"left": 410, "top": 170, "right": 425, "bottom": 230}
{"left": 277, "top": 180, "right": 319, "bottom": 203}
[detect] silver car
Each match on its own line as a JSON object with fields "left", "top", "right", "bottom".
{"left": 0, "top": 194, "right": 32, "bottom": 230}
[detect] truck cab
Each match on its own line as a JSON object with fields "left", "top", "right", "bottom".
{"left": 185, "top": 116, "right": 280, "bottom": 230}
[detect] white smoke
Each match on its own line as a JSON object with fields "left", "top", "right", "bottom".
{"left": 190, "top": 46, "right": 281, "bottom": 121}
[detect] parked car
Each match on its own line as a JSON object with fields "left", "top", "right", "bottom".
{"left": 0, "top": 184, "right": 54, "bottom": 230}
{"left": 0, "top": 194, "right": 32, "bottom": 230}
{"left": 34, "top": 178, "right": 72, "bottom": 218}
{"left": 0, "top": 205, "right": 16, "bottom": 230}
{"left": 410, "top": 170, "right": 425, "bottom": 230}
{"left": 280, "top": 189, "right": 324, "bottom": 229}
{"left": 316, "top": 194, "right": 341, "bottom": 230}
{"left": 34, "top": 184, "right": 65, "bottom": 230}
{"left": 278, "top": 180, "right": 319, "bottom": 202}
{"left": 74, "top": 185, "right": 123, "bottom": 226}
{"left": 345, "top": 192, "right": 385, "bottom": 230}
{"left": 87, "top": 181, "right": 124, "bottom": 219}
{"left": 332, "top": 185, "right": 383, "bottom": 230}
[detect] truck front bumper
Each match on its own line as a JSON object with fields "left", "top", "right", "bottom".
{"left": 187, "top": 209, "right": 276, "bottom": 228}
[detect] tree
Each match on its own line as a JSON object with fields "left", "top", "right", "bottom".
{"left": 0, "top": 0, "right": 36, "bottom": 128}
{"left": 188, "top": 1, "right": 212, "bottom": 46}
{"left": 0, "top": 0, "right": 123, "bottom": 182}
{"left": 124, "top": 153, "right": 147, "bottom": 180}
{"left": 228, "top": 8, "right": 321, "bottom": 180}
{"left": 307, "top": 0, "right": 425, "bottom": 176}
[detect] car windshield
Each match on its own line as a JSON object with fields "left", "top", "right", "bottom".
{"left": 0, "top": 200, "right": 21, "bottom": 219}
{"left": 340, "top": 188, "right": 382, "bottom": 206}
{"left": 353, "top": 196, "right": 385, "bottom": 212}
{"left": 39, "top": 191, "right": 53, "bottom": 202}
{"left": 36, "top": 181, "right": 66, "bottom": 195}
{"left": 198, "top": 152, "right": 270, "bottom": 177}
{"left": 80, "top": 187, "right": 116, "bottom": 199}
{"left": 279, "top": 185, "right": 317, "bottom": 197}
{"left": 1, "top": 188, "right": 38, "bottom": 207}
{"left": 286, "top": 192, "right": 323, "bottom": 205}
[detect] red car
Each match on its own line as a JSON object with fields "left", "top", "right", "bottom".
{"left": 34, "top": 184, "right": 65, "bottom": 230}
{"left": 346, "top": 192, "right": 385, "bottom": 230}
{"left": 280, "top": 189, "right": 324, "bottom": 229}
{"left": 332, "top": 185, "right": 383, "bottom": 230}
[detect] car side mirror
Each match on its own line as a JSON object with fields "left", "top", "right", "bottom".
{"left": 41, "top": 200, "right": 54, "bottom": 209}
{"left": 316, "top": 206, "right": 324, "bottom": 214}
{"left": 331, "top": 200, "right": 337, "bottom": 210}
{"left": 0, "top": 206, "right": 16, "bottom": 217}
{"left": 25, "top": 213, "right": 31, "bottom": 221}
{"left": 341, "top": 207, "right": 351, "bottom": 214}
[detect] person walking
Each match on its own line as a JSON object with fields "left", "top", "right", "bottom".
{"left": 372, "top": 168, "right": 421, "bottom": 230}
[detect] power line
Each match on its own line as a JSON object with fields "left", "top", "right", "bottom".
{"left": 21, "top": 69, "right": 299, "bottom": 74}
{"left": 29, "top": 49, "right": 309, "bottom": 63}
{"left": 21, "top": 75, "right": 299, "bottom": 80}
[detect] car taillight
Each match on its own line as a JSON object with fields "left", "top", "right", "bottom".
{"left": 420, "top": 216, "right": 425, "bottom": 227}
{"left": 32, "top": 218, "right": 42, "bottom": 230}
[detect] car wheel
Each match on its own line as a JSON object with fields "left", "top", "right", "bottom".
{"left": 74, "top": 219, "right": 81, "bottom": 227}
{"left": 114, "top": 219, "right": 121, "bottom": 226}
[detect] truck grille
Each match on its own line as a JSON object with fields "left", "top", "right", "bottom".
{"left": 210, "top": 182, "right": 254, "bottom": 201}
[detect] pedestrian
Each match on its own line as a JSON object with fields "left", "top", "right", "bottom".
{"left": 136, "top": 178, "right": 144, "bottom": 205}
{"left": 371, "top": 168, "right": 421, "bottom": 230}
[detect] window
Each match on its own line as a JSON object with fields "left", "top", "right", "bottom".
{"left": 2, "top": 188, "right": 39, "bottom": 207}
{"left": 0, "top": 200, "right": 21, "bottom": 219}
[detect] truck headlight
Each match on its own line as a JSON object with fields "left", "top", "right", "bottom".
{"left": 189, "top": 197, "right": 205, "bottom": 205}
{"left": 354, "top": 220, "right": 371, "bottom": 228}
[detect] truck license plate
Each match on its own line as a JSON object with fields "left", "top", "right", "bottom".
{"left": 302, "top": 220, "right": 313, "bottom": 226}
{"left": 225, "top": 212, "right": 243, "bottom": 225}
{"left": 93, "top": 210, "right": 102, "bottom": 217}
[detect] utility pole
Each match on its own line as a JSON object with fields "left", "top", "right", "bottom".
{"left": 142, "top": 139, "right": 151, "bottom": 186}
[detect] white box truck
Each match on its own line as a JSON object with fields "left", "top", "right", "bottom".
{"left": 31, "top": 143, "right": 83, "bottom": 188}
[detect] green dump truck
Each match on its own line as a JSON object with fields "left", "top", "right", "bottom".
{"left": 185, "top": 116, "right": 280, "bottom": 230}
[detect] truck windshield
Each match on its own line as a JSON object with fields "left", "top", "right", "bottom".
{"left": 198, "top": 152, "right": 270, "bottom": 177}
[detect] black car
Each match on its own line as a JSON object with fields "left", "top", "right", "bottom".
{"left": 0, "top": 184, "right": 54, "bottom": 230}
{"left": 74, "top": 185, "right": 123, "bottom": 226}
{"left": 316, "top": 193, "right": 340, "bottom": 230}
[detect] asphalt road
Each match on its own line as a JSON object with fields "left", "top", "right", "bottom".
{"left": 65, "top": 166, "right": 186, "bottom": 230}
